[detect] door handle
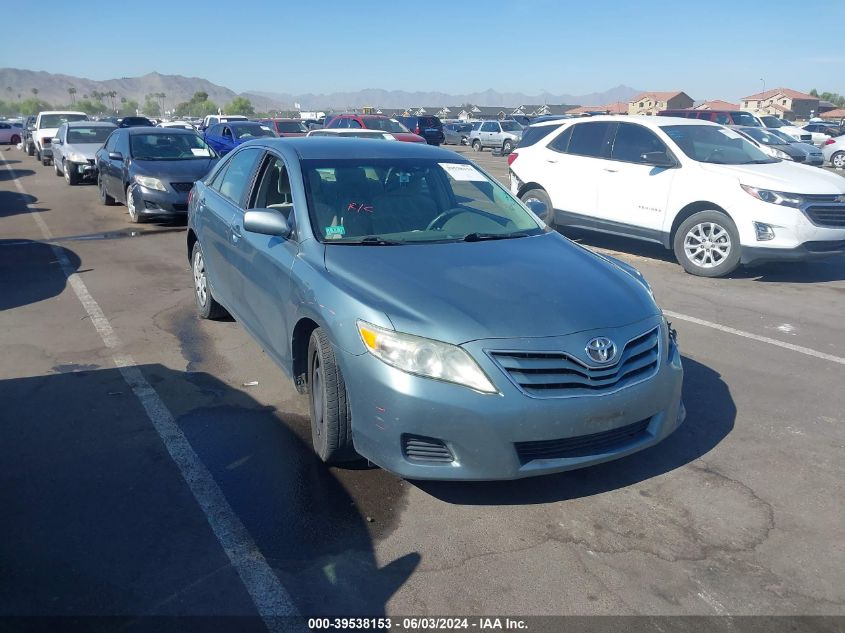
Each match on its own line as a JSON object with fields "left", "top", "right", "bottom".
{"left": 231, "top": 223, "right": 242, "bottom": 242}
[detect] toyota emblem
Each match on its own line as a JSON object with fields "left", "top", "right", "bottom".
{"left": 586, "top": 337, "right": 617, "bottom": 364}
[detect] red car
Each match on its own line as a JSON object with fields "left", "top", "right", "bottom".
{"left": 325, "top": 114, "right": 426, "bottom": 143}
{"left": 260, "top": 118, "right": 309, "bottom": 137}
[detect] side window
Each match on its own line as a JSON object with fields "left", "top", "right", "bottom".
{"left": 0, "top": 123, "right": 9, "bottom": 130}
{"left": 547, "top": 126, "right": 573, "bottom": 153}
{"left": 217, "top": 148, "right": 261, "bottom": 206}
{"left": 518, "top": 124, "right": 563, "bottom": 149}
{"left": 250, "top": 154, "right": 296, "bottom": 232}
{"left": 715, "top": 113, "right": 730, "bottom": 125}
{"left": 103, "top": 131, "right": 118, "bottom": 152}
{"left": 611, "top": 123, "right": 669, "bottom": 163}
{"left": 480, "top": 122, "right": 497, "bottom": 132}
{"left": 566, "top": 122, "right": 614, "bottom": 158}
{"left": 348, "top": 119, "right": 362, "bottom": 129}
{"left": 117, "top": 132, "right": 130, "bottom": 156}
{"left": 222, "top": 126, "right": 232, "bottom": 138}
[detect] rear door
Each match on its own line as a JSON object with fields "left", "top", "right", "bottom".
{"left": 595, "top": 122, "right": 676, "bottom": 237}
{"left": 200, "top": 147, "right": 263, "bottom": 313}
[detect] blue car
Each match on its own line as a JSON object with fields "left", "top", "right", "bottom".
{"left": 187, "top": 138, "right": 685, "bottom": 480}
{"left": 203, "top": 121, "right": 277, "bottom": 155}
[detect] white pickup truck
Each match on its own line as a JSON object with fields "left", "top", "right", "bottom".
{"left": 30, "top": 111, "right": 88, "bottom": 165}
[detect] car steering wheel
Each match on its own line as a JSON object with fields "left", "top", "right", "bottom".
{"left": 705, "top": 148, "right": 727, "bottom": 162}
{"left": 426, "top": 207, "right": 494, "bottom": 231}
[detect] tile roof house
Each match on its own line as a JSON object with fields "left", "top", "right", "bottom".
{"left": 628, "top": 91, "right": 694, "bottom": 115}
{"left": 740, "top": 88, "right": 819, "bottom": 120}
{"left": 694, "top": 100, "right": 740, "bottom": 110}
{"left": 820, "top": 108, "right": 845, "bottom": 122}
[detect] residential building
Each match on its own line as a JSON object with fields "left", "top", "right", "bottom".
{"left": 568, "top": 102, "right": 628, "bottom": 115}
{"left": 628, "top": 91, "right": 694, "bottom": 115}
{"left": 512, "top": 104, "right": 577, "bottom": 117}
{"left": 740, "top": 88, "right": 819, "bottom": 121}
{"left": 694, "top": 100, "right": 740, "bottom": 110}
{"left": 820, "top": 108, "right": 845, "bottom": 123}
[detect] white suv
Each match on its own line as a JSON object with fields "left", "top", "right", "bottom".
{"left": 509, "top": 116, "right": 845, "bottom": 277}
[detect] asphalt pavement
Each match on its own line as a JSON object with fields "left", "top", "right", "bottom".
{"left": 1, "top": 142, "right": 844, "bottom": 627}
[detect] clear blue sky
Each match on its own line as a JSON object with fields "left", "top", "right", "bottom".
{"left": 5, "top": 0, "right": 843, "bottom": 100}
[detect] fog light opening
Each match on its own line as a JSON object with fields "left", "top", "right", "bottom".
{"left": 753, "top": 222, "right": 775, "bottom": 241}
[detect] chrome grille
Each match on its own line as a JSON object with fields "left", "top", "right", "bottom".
{"left": 489, "top": 327, "right": 660, "bottom": 398}
{"left": 515, "top": 417, "right": 652, "bottom": 463}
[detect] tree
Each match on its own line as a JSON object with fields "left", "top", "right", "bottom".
{"left": 174, "top": 91, "right": 219, "bottom": 118}
{"left": 74, "top": 98, "right": 107, "bottom": 115}
{"left": 117, "top": 99, "right": 139, "bottom": 116}
{"left": 19, "top": 98, "right": 52, "bottom": 115}
{"left": 226, "top": 96, "right": 255, "bottom": 116}
{"left": 810, "top": 88, "right": 819, "bottom": 97}
{"left": 142, "top": 97, "right": 161, "bottom": 117}
{"left": 67, "top": 86, "right": 77, "bottom": 104}
{"left": 31, "top": 88, "right": 39, "bottom": 97}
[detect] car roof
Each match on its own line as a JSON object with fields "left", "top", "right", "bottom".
{"left": 530, "top": 114, "right": 720, "bottom": 128}
{"left": 39, "top": 111, "right": 87, "bottom": 116}
{"left": 241, "top": 137, "right": 466, "bottom": 160}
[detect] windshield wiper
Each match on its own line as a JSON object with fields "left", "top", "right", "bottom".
{"left": 339, "top": 235, "right": 404, "bottom": 246}
{"left": 462, "top": 232, "right": 529, "bottom": 242}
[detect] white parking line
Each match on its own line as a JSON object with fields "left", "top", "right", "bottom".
{"left": 664, "top": 310, "right": 845, "bottom": 366}
{"left": 1, "top": 156, "right": 301, "bottom": 631}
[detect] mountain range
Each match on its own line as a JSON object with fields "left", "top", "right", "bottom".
{"left": 0, "top": 68, "right": 641, "bottom": 112}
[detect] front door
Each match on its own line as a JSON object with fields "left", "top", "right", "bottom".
{"left": 595, "top": 122, "right": 675, "bottom": 237}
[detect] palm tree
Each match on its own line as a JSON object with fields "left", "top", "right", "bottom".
{"left": 31, "top": 88, "right": 39, "bottom": 97}
{"left": 68, "top": 86, "right": 77, "bottom": 104}
{"left": 108, "top": 90, "right": 117, "bottom": 111}
{"left": 156, "top": 92, "right": 166, "bottom": 115}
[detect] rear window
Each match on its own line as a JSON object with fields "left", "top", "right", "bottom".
{"left": 517, "top": 124, "right": 563, "bottom": 148}
{"left": 567, "top": 122, "right": 614, "bottom": 158}
{"left": 417, "top": 116, "right": 441, "bottom": 128}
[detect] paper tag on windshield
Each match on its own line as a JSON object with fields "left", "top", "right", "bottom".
{"left": 718, "top": 129, "right": 742, "bottom": 140}
{"left": 191, "top": 148, "right": 212, "bottom": 157}
{"left": 439, "top": 162, "right": 486, "bottom": 181}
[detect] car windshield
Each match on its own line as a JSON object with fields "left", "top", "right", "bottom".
{"left": 767, "top": 129, "right": 798, "bottom": 144}
{"left": 67, "top": 127, "right": 113, "bottom": 144}
{"left": 233, "top": 124, "right": 276, "bottom": 140}
{"left": 364, "top": 118, "right": 410, "bottom": 133}
{"left": 302, "top": 158, "right": 543, "bottom": 244}
{"left": 732, "top": 112, "right": 761, "bottom": 126}
{"left": 500, "top": 121, "right": 522, "bottom": 132}
{"left": 41, "top": 113, "right": 87, "bottom": 128}
{"left": 741, "top": 127, "right": 786, "bottom": 146}
{"left": 661, "top": 125, "right": 777, "bottom": 164}
{"left": 130, "top": 133, "right": 214, "bottom": 160}
{"left": 761, "top": 116, "right": 786, "bottom": 128}
{"left": 276, "top": 121, "right": 307, "bottom": 133}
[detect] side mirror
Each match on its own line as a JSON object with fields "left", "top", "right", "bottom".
{"left": 108, "top": 151, "right": 124, "bottom": 161}
{"left": 244, "top": 208, "right": 291, "bottom": 238}
{"left": 52, "top": 137, "right": 61, "bottom": 145}
{"left": 641, "top": 152, "right": 676, "bottom": 168}
{"left": 524, "top": 198, "right": 549, "bottom": 218}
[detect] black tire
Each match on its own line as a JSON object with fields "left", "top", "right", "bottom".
{"left": 41, "top": 154, "right": 50, "bottom": 166}
{"left": 98, "top": 173, "right": 116, "bottom": 206}
{"left": 461, "top": 136, "right": 468, "bottom": 145}
{"left": 673, "top": 210, "right": 741, "bottom": 278}
{"left": 503, "top": 139, "right": 514, "bottom": 154}
{"left": 308, "top": 328, "right": 356, "bottom": 463}
{"left": 831, "top": 151, "right": 845, "bottom": 169}
{"left": 35, "top": 148, "right": 41, "bottom": 161}
{"left": 10, "top": 135, "right": 20, "bottom": 145}
{"left": 472, "top": 139, "right": 482, "bottom": 152}
{"left": 520, "top": 187, "right": 556, "bottom": 228}
{"left": 26, "top": 142, "right": 34, "bottom": 156}
{"left": 191, "top": 241, "right": 227, "bottom": 320}
{"left": 54, "top": 158, "right": 63, "bottom": 176}
{"left": 126, "top": 185, "right": 144, "bottom": 223}
{"left": 65, "top": 161, "right": 79, "bottom": 185}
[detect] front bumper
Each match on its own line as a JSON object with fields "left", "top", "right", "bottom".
{"left": 67, "top": 160, "right": 98, "bottom": 180}
{"left": 741, "top": 239, "right": 845, "bottom": 264}
{"left": 135, "top": 186, "right": 190, "bottom": 216}
{"left": 339, "top": 318, "right": 685, "bottom": 480}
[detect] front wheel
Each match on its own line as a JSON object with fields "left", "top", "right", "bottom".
{"left": 54, "top": 159, "right": 63, "bottom": 177}
{"left": 26, "top": 142, "right": 34, "bottom": 156}
{"left": 126, "top": 185, "right": 144, "bottom": 223}
{"left": 472, "top": 139, "right": 482, "bottom": 152}
{"left": 831, "top": 151, "right": 845, "bottom": 169}
{"left": 308, "top": 328, "right": 356, "bottom": 463}
{"left": 65, "top": 162, "right": 79, "bottom": 185}
{"left": 673, "top": 211, "right": 741, "bottom": 277}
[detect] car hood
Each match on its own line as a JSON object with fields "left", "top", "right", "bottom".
{"left": 64, "top": 143, "right": 103, "bottom": 160}
{"left": 323, "top": 233, "right": 658, "bottom": 344}
{"left": 700, "top": 159, "right": 845, "bottom": 194}
{"left": 131, "top": 157, "right": 218, "bottom": 180}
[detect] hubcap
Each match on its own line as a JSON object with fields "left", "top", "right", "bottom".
{"left": 684, "top": 222, "right": 731, "bottom": 269}
{"left": 193, "top": 250, "right": 208, "bottom": 306}
{"left": 311, "top": 356, "right": 324, "bottom": 440}
{"left": 834, "top": 153, "right": 845, "bottom": 168}
{"left": 64, "top": 163, "right": 70, "bottom": 183}
{"left": 127, "top": 188, "right": 137, "bottom": 219}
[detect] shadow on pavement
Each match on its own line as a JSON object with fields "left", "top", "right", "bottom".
{"left": 0, "top": 190, "right": 45, "bottom": 219}
{"left": 0, "top": 365, "right": 418, "bottom": 619}
{"left": 0, "top": 238, "right": 80, "bottom": 311}
{"left": 415, "top": 356, "right": 734, "bottom": 505}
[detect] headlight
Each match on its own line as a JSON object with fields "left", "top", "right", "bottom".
{"left": 357, "top": 321, "right": 497, "bottom": 393}
{"left": 134, "top": 175, "right": 167, "bottom": 191}
{"left": 772, "top": 148, "right": 792, "bottom": 160}
{"left": 68, "top": 152, "right": 88, "bottom": 163}
{"left": 740, "top": 185, "right": 802, "bottom": 208}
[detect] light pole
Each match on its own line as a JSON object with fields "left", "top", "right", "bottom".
{"left": 760, "top": 78, "right": 765, "bottom": 93}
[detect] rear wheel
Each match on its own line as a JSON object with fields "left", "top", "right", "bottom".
{"left": 35, "top": 148, "right": 41, "bottom": 161}
{"left": 10, "top": 135, "right": 20, "bottom": 145}
{"left": 192, "top": 241, "right": 227, "bottom": 319}
{"left": 98, "top": 173, "right": 115, "bottom": 205}
{"left": 520, "top": 188, "right": 555, "bottom": 228}
{"left": 673, "top": 210, "right": 741, "bottom": 277}
{"left": 503, "top": 139, "right": 514, "bottom": 154}
{"left": 54, "top": 159, "right": 63, "bottom": 176}
{"left": 308, "top": 328, "right": 356, "bottom": 463}
{"left": 472, "top": 139, "right": 482, "bottom": 152}
{"left": 26, "top": 142, "right": 34, "bottom": 156}
{"left": 832, "top": 151, "right": 845, "bottom": 169}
